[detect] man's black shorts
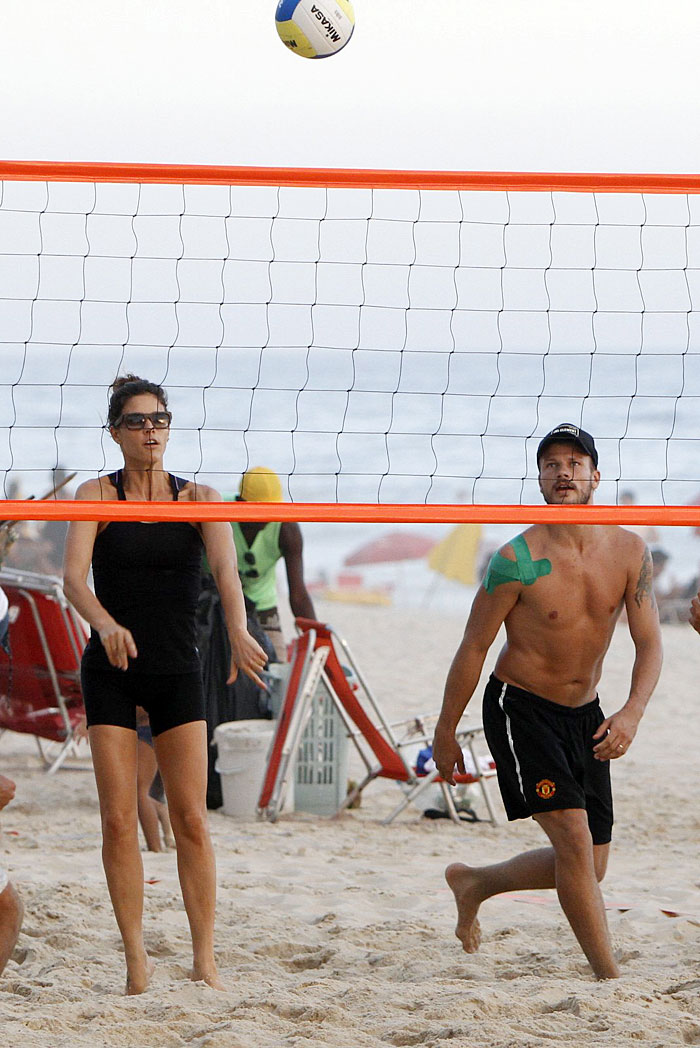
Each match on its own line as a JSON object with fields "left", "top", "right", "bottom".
{"left": 482, "top": 674, "right": 613, "bottom": 845}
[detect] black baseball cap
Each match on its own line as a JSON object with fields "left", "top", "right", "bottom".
{"left": 537, "top": 424, "right": 598, "bottom": 468}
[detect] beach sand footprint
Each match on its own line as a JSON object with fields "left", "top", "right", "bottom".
{"left": 253, "top": 941, "right": 335, "bottom": 971}
{"left": 383, "top": 1027, "right": 435, "bottom": 1046}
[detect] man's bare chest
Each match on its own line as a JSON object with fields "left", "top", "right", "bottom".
{"left": 522, "top": 551, "right": 627, "bottom": 623}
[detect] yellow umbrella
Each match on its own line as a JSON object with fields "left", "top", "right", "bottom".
{"left": 427, "top": 524, "right": 482, "bottom": 586}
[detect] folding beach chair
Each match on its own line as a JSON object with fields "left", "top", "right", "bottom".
{"left": 0, "top": 567, "right": 88, "bottom": 773}
{"left": 258, "top": 618, "right": 498, "bottom": 825}
{"left": 257, "top": 627, "right": 330, "bottom": 820}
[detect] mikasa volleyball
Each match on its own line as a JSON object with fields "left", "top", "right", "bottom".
{"left": 275, "top": 1, "right": 355, "bottom": 59}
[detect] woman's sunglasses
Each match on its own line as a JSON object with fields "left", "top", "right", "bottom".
{"left": 114, "top": 411, "right": 172, "bottom": 431}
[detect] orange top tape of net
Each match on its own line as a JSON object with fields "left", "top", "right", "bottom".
{"left": 2, "top": 161, "right": 700, "bottom": 194}
{"left": 2, "top": 501, "right": 700, "bottom": 526}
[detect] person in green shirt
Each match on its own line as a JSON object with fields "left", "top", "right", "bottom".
{"left": 232, "top": 467, "right": 316, "bottom": 661}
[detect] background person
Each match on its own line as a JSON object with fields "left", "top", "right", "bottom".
{"left": 689, "top": 590, "right": 700, "bottom": 633}
{"left": 0, "top": 773, "right": 23, "bottom": 977}
{"left": 618, "top": 489, "right": 660, "bottom": 546}
{"left": 135, "top": 708, "right": 175, "bottom": 852}
{"left": 231, "top": 466, "right": 316, "bottom": 661}
{"left": 0, "top": 586, "right": 9, "bottom": 656}
{"left": 433, "top": 424, "right": 662, "bottom": 981}
{"left": 196, "top": 589, "right": 276, "bottom": 809}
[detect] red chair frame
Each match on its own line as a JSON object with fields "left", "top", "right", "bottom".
{"left": 0, "top": 567, "right": 87, "bottom": 773}
{"left": 258, "top": 617, "right": 498, "bottom": 825}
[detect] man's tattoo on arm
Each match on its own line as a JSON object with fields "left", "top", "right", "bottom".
{"left": 634, "top": 549, "right": 655, "bottom": 608}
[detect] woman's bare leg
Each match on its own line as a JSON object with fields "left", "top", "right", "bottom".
{"left": 154, "top": 720, "right": 223, "bottom": 989}
{"left": 89, "top": 725, "right": 154, "bottom": 994}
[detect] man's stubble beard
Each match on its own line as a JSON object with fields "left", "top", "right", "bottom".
{"left": 540, "top": 482, "right": 595, "bottom": 506}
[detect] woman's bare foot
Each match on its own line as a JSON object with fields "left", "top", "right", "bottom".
{"left": 125, "top": 954, "right": 155, "bottom": 995}
{"left": 445, "top": 863, "right": 484, "bottom": 953}
{"left": 191, "top": 963, "right": 225, "bottom": 991}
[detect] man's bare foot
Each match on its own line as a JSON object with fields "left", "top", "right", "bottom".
{"left": 191, "top": 964, "right": 225, "bottom": 991}
{"left": 445, "top": 863, "right": 484, "bottom": 953}
{"left": 125, "top": 954, "right": 155, "bottom": 995}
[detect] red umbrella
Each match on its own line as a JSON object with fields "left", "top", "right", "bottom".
{"left": 343, "top": 531, "right": 437, "bottom": 566}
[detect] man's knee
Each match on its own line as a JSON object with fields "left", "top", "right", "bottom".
{"left": 534, "top": 808, "right": 595, "bottom": 858}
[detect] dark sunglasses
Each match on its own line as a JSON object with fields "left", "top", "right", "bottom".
{"left": 242, "top": 550, "right": 258, "bottom": 578}
{"left": 114, "top": 411, "right": 172, "bottom": 431}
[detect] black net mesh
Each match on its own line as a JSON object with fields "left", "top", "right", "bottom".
{"left": 1, "top": 177, "right": 698, "bottom": 505}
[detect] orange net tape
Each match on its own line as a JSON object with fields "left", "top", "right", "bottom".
{"left": 1, "top": 501, "right": 700, "bottom": 526}
{"left": 1, "top": 161, "right": 700, "bottom": 194}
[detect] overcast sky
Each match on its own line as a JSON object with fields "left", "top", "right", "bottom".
{"left": 1, "top": 1, "right": 699, "bottom": 172}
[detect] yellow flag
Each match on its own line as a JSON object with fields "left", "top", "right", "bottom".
{"left": 427, "top": 524, "right": 482, "bottom": 586}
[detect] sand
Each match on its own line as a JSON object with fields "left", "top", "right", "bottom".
{"left": 0, "top": 602, "right": 699, "bottom": 1047}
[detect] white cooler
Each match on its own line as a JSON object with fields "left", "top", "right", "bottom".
{"left": 214, "top": 719, "right": 293, "bottom": 818}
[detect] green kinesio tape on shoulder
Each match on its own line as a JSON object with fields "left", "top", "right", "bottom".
{"left": 483, "top": 534, "right": 552, "bottom": 593}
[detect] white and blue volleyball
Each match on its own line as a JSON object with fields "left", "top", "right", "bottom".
{"left": 275, "top": 1, "right": 355, "bottom": 59}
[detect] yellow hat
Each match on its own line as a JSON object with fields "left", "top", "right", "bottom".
{"left": 238, "top": 467, "right": 284, "bottom": 503}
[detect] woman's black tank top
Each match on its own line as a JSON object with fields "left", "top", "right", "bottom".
{"left": 81, "top": 471, "right": 203, "bottom": 675}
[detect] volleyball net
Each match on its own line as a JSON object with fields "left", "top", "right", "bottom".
{"left": 1, "top": 161, "right": 699, "bottom": 525}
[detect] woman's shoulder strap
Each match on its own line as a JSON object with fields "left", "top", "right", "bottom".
{"left": 169, "top": 474, "right": 190, "bottom": 501}
{"left": 107, "top": 470, "right": 126, "bottom": 500}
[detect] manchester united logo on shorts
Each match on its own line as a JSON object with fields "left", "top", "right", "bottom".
{"left": 535, "top": 778, "right": 556, "bottom": 799}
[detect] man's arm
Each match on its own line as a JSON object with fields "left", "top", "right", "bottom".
{"left": 593, "top": 543, "right": 662, "bottom": 761}
{"left": 433, "top": 572, "right": 521, "bottom": 784}
{"left": 279, "top": 521, "right": 316, "bottom": 620}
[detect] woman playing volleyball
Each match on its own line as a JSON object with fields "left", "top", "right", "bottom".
{"left": 64, "top": 375, "right": 268, "bottom": 994}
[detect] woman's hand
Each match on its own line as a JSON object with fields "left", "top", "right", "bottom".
{"left": 98, "top": 620, "right": 138, "bottom": 670}
{"left": 228, "top": 628, "right": 269, "bottom": 688}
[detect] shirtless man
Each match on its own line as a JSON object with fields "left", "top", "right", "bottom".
{"left": 433, "top": 424, "right": 662, "bottom": 980}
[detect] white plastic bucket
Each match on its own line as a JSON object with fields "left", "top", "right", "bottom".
{"left": 214, "top": 720, "right": 277, "bottom": 819}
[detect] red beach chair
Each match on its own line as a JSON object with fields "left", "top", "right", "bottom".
{"left": 258, "top": 617, "right": 498, "bottom": 825}
{"left": 0, "top": 567, "right": 87, "bottom": 773}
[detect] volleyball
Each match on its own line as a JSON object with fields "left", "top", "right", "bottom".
{"left": 275, "top": 0, "right": 355, "bottom": 59}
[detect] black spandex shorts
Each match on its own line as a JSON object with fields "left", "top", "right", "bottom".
{"left": 482, "top": 674, "right": 613, "bottom": 846}
{"left": 81, "top": 667, "right": 205, "bottom": 738}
